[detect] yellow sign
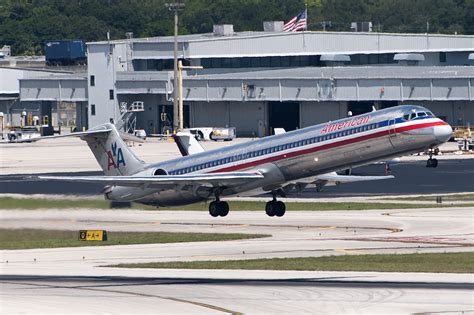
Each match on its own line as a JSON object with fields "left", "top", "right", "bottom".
{"left": 79, "top": 230, "right": 107, "bottom": 241}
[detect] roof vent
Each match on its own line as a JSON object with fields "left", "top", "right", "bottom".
{"left": 394, "top": 53, "right": 425, "bottom": 66}
{"left": 351, "top": 22, "right": 372, "bottom": 32}
{"left": 213, "top": 24, "right": 234, "bottom": 36}
{"left": 263, "top": 21, "right": 284, "bottom": 32}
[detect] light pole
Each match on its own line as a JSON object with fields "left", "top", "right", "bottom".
{"left": 165, "top": 1, "right": 185, "bottom": 133}
{"left": 178, "top": 61, "right": 203, "bottom": 129}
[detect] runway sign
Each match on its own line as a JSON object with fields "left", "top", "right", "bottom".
{"left": 79, "top": 230, "right": 107, "bottom": 241}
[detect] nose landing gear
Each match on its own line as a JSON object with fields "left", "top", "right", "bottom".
{"left": 426, "top": 148, "right": 439, "bottom": 168}
{"left": 426, "top": 158, "right": 438, "bottom": 168}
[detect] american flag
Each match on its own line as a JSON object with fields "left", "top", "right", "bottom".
{"left": 283, "top": 9, "right": 307, "bottom": 32}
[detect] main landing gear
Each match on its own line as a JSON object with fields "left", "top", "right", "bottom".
{"left": 208, "top": 198, "right": 229, "bottom": 217}
{"left": 208, "top": 191, "right": 286, "bottom": 218}
{"left": 426, "top": 148, "right": 439, "bottom": 168}
{"left": 265, "top": 195, "right": 286, "bottom": 217}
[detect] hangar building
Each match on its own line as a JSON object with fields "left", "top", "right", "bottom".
{"left": 18, "top": 25, "right": 474, "bottom": 136}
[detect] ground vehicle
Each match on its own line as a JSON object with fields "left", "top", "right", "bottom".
{"left": 7, "top": 127, "right": 41, "bottom": 142}
{"left": 181, "top": 127, "right": 236, "bottom": 141}
{"left": 45, "top": 40, "right": 86, "bottom": 66}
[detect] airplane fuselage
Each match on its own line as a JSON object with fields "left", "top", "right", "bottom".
{"left": 106, "top": 105, "right": 452, "bottom": 206}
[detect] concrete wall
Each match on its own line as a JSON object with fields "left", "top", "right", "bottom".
{"left": 229, "top": 101, "right": 266, "bottom": 136}
{"left": 87, "top": 43, "right": 128, "bottom": 127}
{"left": 300, "top": 101, "right": 347, "bottom": 127}
{"left": 403, "top": 100, "right": 474, "bottom": 126}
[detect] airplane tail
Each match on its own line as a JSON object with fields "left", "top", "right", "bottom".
{"left": 82, "top": 123, "right": 146, "bottom": 176}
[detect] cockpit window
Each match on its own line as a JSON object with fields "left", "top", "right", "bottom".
{"left": 427, "top": 111, "right": 434, "bottom": 116}
{"left": 418, "top": 112, "right": 427, "bottom": 117}
{"left": 403, "top": 114, "right": 410, "bottom": 121}
{"left": 410, "top": 113, "right": 417, "bottom": 119}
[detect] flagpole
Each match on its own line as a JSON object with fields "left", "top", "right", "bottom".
{"left": 303, "top": 3, "right": 307, "bottom": 48}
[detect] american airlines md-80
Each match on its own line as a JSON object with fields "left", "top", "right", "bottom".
{"left": 39, "top": 105, "right": 452, "bottom": 217}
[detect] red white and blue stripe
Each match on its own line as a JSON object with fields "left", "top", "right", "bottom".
{"left": 284, "top": 9, "right": 307, "bottom": 32}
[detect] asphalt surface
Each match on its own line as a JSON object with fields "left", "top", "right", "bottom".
{"left": 1, "top": 275, "right": 473, "bottom": 314}
{"left": 1, "top": 158, "right": 473, "bottom": 196}
{"left": 1, "top": 208, "right": 473, "bottom": 313}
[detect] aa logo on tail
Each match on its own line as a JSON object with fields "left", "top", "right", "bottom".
{"left": 107, "top": 142, "right": 126, "bottom": 170}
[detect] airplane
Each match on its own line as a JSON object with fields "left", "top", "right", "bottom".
{"left": 38, "top": 105, "right": 452, "bottom": 217}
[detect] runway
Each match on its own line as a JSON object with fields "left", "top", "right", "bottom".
{"left": 2, "top": 274, "right": 473, "bottom": 314}
{"left": 1, "top": 208, "right": 473, "bottom": 313}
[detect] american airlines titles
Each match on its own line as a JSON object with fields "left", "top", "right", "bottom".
{"left": 320, "top": 116, "right": 371, "bottom": 134}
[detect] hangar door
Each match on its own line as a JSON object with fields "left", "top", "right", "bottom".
{"left": 348, "top": 101, "right": 374, "bottom": 116}
{"left": 268, "top": 102, "right": 300, "bottom": 134}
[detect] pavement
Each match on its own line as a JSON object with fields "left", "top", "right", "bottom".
{"left": 1, "top": 208, "right": 474, "bottom": 314}
{"left": 1, "top": 136, "right": 474, "bottom": 313}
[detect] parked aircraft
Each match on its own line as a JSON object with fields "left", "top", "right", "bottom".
{"left": 39, "top": 105, "right": 452, "bottom": 217}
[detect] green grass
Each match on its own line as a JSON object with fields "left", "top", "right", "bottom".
{"left": 111, "top": 252, "right": 474, "bottom": 273}
{"left": 1, "top": 197, "right": 473, "bottom": 211}
{"left": 0, "top": 228, "right": 269, "bottom": 250}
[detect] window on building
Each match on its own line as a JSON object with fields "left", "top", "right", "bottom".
{"left": 439, "top": 52, "right": 447, "bottom": 63}
{"left": 91, "top": 104, "right": 96, "bottom": 116}
{"left": 90, "top": 75, "right": 95, "bottom": 87}
{"left": 109, "top": 89, "right": 114, "bottom": 100}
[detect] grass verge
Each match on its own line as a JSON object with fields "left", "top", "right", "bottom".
{"left": 0, "top": 228, "right": 269, "bottom": 250}
{"left": 1, "top": 197, "right": 473, "bottom": 211}
{"left": 110, "top": 252, "right": 474, "bottom": 273}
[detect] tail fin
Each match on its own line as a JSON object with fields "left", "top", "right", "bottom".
{"left": 172, "top": 132, "right": 205, "bottom": 156}
{"left": 82, "top": 123, "right": 145, "bottom": 175}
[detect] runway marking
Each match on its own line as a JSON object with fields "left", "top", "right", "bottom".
{"left": 2, "top": 280, "right": 242, "bottom": 314}
{"left": 348, "top": 236, "right": 474, "bottom": 247}
{"left": 160, "top": 222, "right": 402, "bottom": 233}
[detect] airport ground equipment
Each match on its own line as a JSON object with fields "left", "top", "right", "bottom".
{"left": 453, "top": 125, "right": 473, "bottom": 151}
{"left": 45, "top": 40, "right": 86, "bottom": 66}
{"left": 180, "top": 127, "right": 236, "bottom": 141}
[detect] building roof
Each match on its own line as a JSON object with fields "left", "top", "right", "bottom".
{"left": 189, "top": 65, "right": 474, "bottom": 80}
{"left": 89, "top": 31, "right": 474, "bottom": 59}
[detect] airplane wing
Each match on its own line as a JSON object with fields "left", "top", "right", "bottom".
{"left": 38, "top": 171, "right": 264, "bottom": 188}
{"left": 315, "top": 172, "right": 394, "bottom": 183}
{"left": 280, "top": 172, "right": 394, "bottom": 193}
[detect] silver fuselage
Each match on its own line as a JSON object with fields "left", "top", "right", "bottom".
{"left": 107, "top": 105, "right": 452, "bottom": 206}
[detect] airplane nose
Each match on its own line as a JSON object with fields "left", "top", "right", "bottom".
{"left": 434, "top": 123, "right": 453, "bottom": 143}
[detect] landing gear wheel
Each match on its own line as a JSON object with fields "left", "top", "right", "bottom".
{"left": 208, "top": 201, "right": 229, "bottom": 217}
{"left": 275, "top": 201, "right": 286, "bottom": 217}
{"left": 265, "top": 200, "right": 286, "bottom": 217}
{"left": 219, "top": 201, "right": 229, "bottom": 217}
{"left": 426, "top": 158, "right": 438, "bottom": 168}
{"left": 209, "top": 201, "right": 219, "bottom": 217}
{"left": 265, "top": 201, "right": 276, "bottom": 217}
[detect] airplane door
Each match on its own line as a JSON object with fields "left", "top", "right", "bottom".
{"left": 388, "top": 118, "right": 397, "bottom": 148}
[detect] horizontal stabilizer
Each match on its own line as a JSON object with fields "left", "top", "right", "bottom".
{"left": 12, "top": 127, "right": 144, "bottom": 144}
